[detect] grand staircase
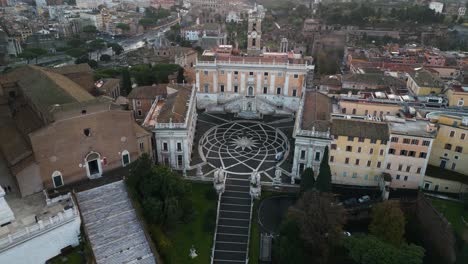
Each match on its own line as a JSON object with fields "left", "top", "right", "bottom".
{"left": 212, "top": 174, "right": 253, "bottom": 264}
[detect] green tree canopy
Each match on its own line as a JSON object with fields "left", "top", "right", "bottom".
{"left": 82, "top": 25, "right": 97, "bottom": 33}
{"left": 300, "top": 168, "right": 315, "bottom": 193}
{"left": 100, "top": 54, "right": 111, "bottom": 62}
{"left": 109, "top": 43, "right": 124, "bottom": 55}
{"left": 19, "top": 48, "right": 48, "bottom": 63}
{"left": 291, "top": 190, "right": 346, "bottom": 263}
{"left": 315, "top": 146, "right": 332, "bottom": 192}
{"left": 121, "top": 67, "right": 132, "bottom": 96}
{"left": 369, "top": 201, "right": 406, "bottom": 247}
{"left": 344, "top": 234, "right": 425, "bottom": 264}
{"left": 274, "top": 217, "right": 305, "bottom": 264}
{"left": 116, "top": 23, "right": 130, "bottom": 31}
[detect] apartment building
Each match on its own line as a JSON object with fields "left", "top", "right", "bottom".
{"left": 329, "top": 119, "right": 389, "bottom": 187}
{"left": 195, "top": 46, "right": 313, "bottom": 117}
{"left": 406, "top": 69, "right": 444, "bottom": 96}
{"left": 338, "top": 94, "right": 403, "bottom": 118}
{"left": 386, "top": 120, "right": 435, "bottom": 189}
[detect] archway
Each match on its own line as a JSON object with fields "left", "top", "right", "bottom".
{"left": 248, "top": 86, "right": 254, "bottom": 96}
{"left": 86, "top": 152, "right": 102, "bottom": 178}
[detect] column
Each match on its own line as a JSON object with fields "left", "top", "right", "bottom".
{"left": 256, "top": 73, "right": 262, "bottom": 94}
{"left": 284, "top": 73, "right": 290, "bottom": 96}
{"left": 227, "top": 72, "right": 232, "bottom": 92}
{"left": 196, "top": 71, "right": 200, "bottom": 92}
{"left": 212, "top": 72, "right": 218, "bottom": 93}
{"left": 240, "top": 73, "right": 246, "bottom": 94}
{"left": 269, "top": 74, "right": 275, "bottom": 94}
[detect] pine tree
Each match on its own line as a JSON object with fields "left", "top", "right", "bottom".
{"left": 121, "top": 67, "right": 132, "bottom": 96}
{"left": 315, "top": 146, "right": 332, "bottom": 192}
{"left": 300, "top": 167, "right": 315, "bottom": 193}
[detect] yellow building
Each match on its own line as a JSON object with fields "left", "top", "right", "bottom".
{"left": 445, "top": 85, "right": 467, "bottom": 107}
{"left": 428, "top": 114, "right": 468, "bottom": 177}
{"left": 330, "top": 118, "right": 389, "bottom": 186}
{"left": 406, "top": 69, "right": 444, "bottom": 96}
{"left": 338, "top": 98, "right": 402, "bottom": 117}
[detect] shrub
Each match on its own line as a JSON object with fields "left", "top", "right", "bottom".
{"left": 150, "top": 225, "right": 173, "bottom": 262}
{"left": 205, "top": 187, "right": 218, "bottom": 201}
{"left": 203, "top": 208, "right": 217, "bottom": 232}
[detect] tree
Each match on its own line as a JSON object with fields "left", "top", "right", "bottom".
{"left": 19, "top": 48, "right": 48, "bottom": 64}
{"left": 291, "top": 190, "right": 346, "bottom": 263}
{"left": 274, "top": 217, "right": 305, "bottom": 264}
{"left": 176, "top": 67, "right": 184, "bottom": 83}
{"left": 127, "top": 159, "right": 193, "bottom": 228}
{"left": 369, "top": 201, "right": 406, "bottom": 247}
{"left": 315, "top": 146, "right": 332, "bottom": 192}
{"left": 300, "top": 168, "right": 315, "bottom": 193}
{"left": 121, "top": 67, "right": 132, "bottom": 96}
{"left": 109, "top": 43, "right": 124, "bottom": 55}
{"left": 66, "top": 48, "right": 87, "bottom": 58}
{"left": 344, "top": 235, "right": 425, "bottom": 264}
{"left": 100, "top": 54, "right": 111, "bottom": 62}
{"left": 116, "top": 23, "right": 130, "bottom": 31}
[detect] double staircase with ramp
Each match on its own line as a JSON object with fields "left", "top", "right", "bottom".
{"left": 212, "top": 174, "right": 253, "bottom": 264}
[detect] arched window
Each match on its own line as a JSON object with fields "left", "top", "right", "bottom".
{"left": 122, "top": 150, "right": 130, "bottom": 167}
{"left": 52, "top": 171, "right": 63, "bottom": 188}
{"left": 248, "top": 86, "right": 254, "bottom": 96}
{"left": 86, "top": 152, "right": 101, "bottom": 178}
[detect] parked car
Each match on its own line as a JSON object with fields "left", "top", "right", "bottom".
{"left": 343, "top": 198, "right": 358, "bottom": 206}
{"left": 358, "top": 195, "right": 371, "bottom": 203}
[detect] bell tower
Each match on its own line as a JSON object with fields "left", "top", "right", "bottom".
{"left": 247, "top": 6, "right": 262, "bottom": 55}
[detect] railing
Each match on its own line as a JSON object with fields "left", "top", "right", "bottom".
{"left": 0, "top": 206, "right": 79, "bottom": 251}
{"left": 196, "top": 60, "right": 308, "bottom": 69}
{"left": 154, "top": 122, "right": 186, "bottom": 129}
{"left": 245, "top": 197, "right": 254, "bottom": 264}
{"left": 210, "top": 192, "right": 222, "bottom": 264}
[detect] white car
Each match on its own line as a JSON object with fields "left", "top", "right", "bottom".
{"left": 358, "top": 195, "right": 370, "bottom": 203}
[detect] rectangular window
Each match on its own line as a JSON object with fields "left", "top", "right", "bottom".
{"left": 380, "top": 149, "right": 384, "bottom": 156}
{"left": 294, "top": 74, "right": 299, "bottom": 79}
{"left": 403, "top": 138, "right": 411, "bottom": 144}
{"left": 444, "top": 143, "right": 452, "bottom": 150}
{"left": 451, "top": 163, "right": 456, "bottom": 170}
{"left": 234, "top": 85, "right": 238, "bottom": 93}
{"left": 276, "top": 87, "right": 281, "bottom": 95}
{"left": 398, "top": 164, "right": 403, "bottom": 171}
{"left": 346, "top": 146, "right": 352, "bottom": 152}
{"left": 263, "top": 87, "right": 268, "bottom": 94}
{"left": 367, "top": 160, "right": 371, "bottom": 167}
{"left": 406, "top": 166, "right": 411, "bottom": 172}
{"left": 53, "top": 174, "right": 63, "bottom": 188}
{"left": 404, "top": 176, "right": 408, "bottom": 181}
{"left": 355, "top": 159, "right": 360, "bottom": 165}
{"left": 300, "top": 150, "right": 306, "bottom": 159}
{"left": 461, "top": 133, "right": 466, "bottom": 140}
{"left": 400, "top": 150, "right": 408, "bottom": 156}
{"left": 234, "top": 71, "right": 238, "bottom": 75}
{"left": 264, "top": 72, "right": 268, "bottom": 76}
{"left": 369, "top": 148, "right": 374, "bottom": 154}
{"left": 177, "top": 155, "right": 183, "bottom": 167}
{"left": 419, "top": 152, "right": 427, "bottom": 158}
{"left": 220, "top": 85, "right": 225, "bottom": 92}
{"left": 292, "top": 89, "right": 297, "bottom": 97}
{"left": 352, "top": 172, "right": 357, "bottom": 178}
{"left": 345, "top": 157, "right": 350, "bottom": 164}
{"left": 220, "top": 70, "right": 224, "bottom": 75}
{"left": 299, "top": 163, "right": 305, "bottom": 174}
{"left": 411, "top": 139, "right": 419, "bottom": 145}
{"left": 204, "top": 70, "right": 208, "bottom": 75}
{"left": 389, "top": 148, "right": 396, "bottom": 155}
{"left": 177, "top": 142, "right": 182, "bottom": 152}
{"left": 357, "top": 147, "right": 362, "bottom": 153}
{"left": 377, "top": 161, "right": 381, "bottom": 168}
{"left": 387, "top": 163, "right": 391, "bottom": 169}
{"left": 122, "top": 153, "right": 130, "bottom": 166}
{"left": 163, "top": 142, "right": 168, "bottom": 151}
{"left": 422, "top": 140, "right": 430, "bottom": 146}
{"left": 136, "top": 100, "right": 141, "bottom": 106}
{"left": 249, "top": 71, "right": 254, "bottom": 76}
{"left": 331, "top": 144, "right": 337, "bottom": 150}
{"left": 139, "top": 142, "right": 144, "bottom": 152}
{"left": 315, "top": 152, "right": 320, "bottom": 161}
{"left": 417, "top": 167, "right": 421, "bottom": 174}
{"left": 330, "top": 156, "right": 334, "bottom": 163}
{"left": 358, "top": 137, "right": 365, "bottom": 143}
{"left": 449, "top": 131, "right": 455, "bottom": 137}
{"left": 348, "top": 136, "right": 354, "bottom": 142}
{"left": 455, "top": 146, "right": 463, "bottom": 153}
{"left": 396, "top": 175, "right": 400, "bottom": 180}
{"left": 370, "top": 139, "right": 377, "bottom": 144}
{"left": 408, "top": 151, "right": 416, "bottom": 157}
{"left": 204, "top": 84, "right": 209, "bottom": 93}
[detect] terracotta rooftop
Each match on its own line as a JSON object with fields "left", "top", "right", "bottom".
{"left": 331, "top": 119, "right": 389, "bottom": 141}
{"left": 157, "top": 85, "right": 193, "bottom": 124}
{"left": 50, "top": 63, "right": 92, "bottom": 75}
{"left": 342, "top": 73, "right": 406, "bottom": 87}
{"left": 127, "top": 84, "right": 168, "bottom": 99}
{"left": 301, "top": 91, "right": 332, "bottom": 132}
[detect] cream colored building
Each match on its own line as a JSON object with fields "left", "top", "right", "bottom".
{"left": 195, "top": 46, "right": 313, "bottom": 117}
{"left": 329, "top": 119, "right": 389, "bottom": 187}
{"left": 406, "top": 69, "right": 444, "bottom": 96}
{"left": 445, "top": 85, "right": 467, "bottom": 107}
{"left": 386, "top": 120, "right": 435, "bottom": 189}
